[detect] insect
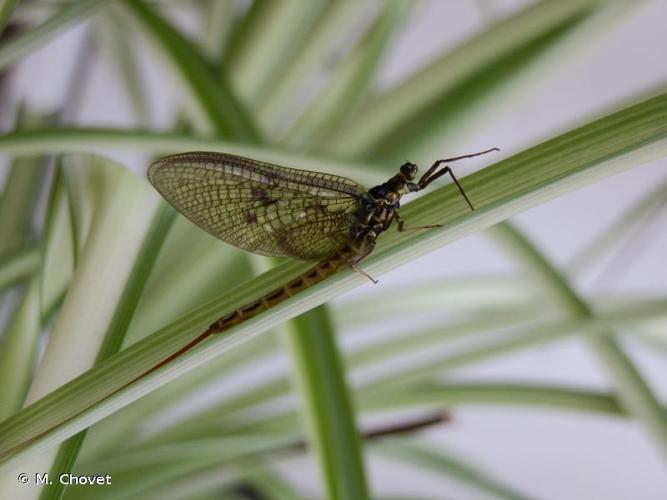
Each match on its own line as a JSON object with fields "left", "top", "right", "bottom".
{"left": 146, "top": 148, "right": 497, "bottom": 368}
{"left": 0, "top": 148, "right": 501, "bottom": 461}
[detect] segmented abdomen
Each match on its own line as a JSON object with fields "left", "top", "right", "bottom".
{"left": 211, "top": 241, "right": 356, "bottom": 332}
{"left": 146, "top": 242, "right": 357, "bottom": 374}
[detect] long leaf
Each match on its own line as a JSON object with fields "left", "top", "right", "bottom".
{"left": 168, "top": 297, "right": 666, "bottom": 442}
{"left": 365, "top": 381, "right": 632, "bottom": 417}
{"left": 324, "top": 0, "right": 602, "bottom": 157}
{"left": 284, "top": 1, "right": 412, "bottom": 149}
{"left": 0, "top": 157, "right": 163, "bottom": 498}
{"left": 0, "top": 277, "right": 41, "bottom": 420}
{"left": 0, "top": 91, "right": 665, "bottom": 472}
{"left": 0, "top": 0, "right": 111, "bottom": 70}
{"left": 224, "top": 0, "right": 325, "bottom": 105}
{"left": 375, "top": 439, "right": 532, "bottom": 500}
{"left": 0, "top": 0, "right": 17, "bottom": 37}
{"left": 491, "top": 222, "right": 667, "bottom": 461}
{"left": 42, "top": 203, "right": 176, "bottom": 500}
{"left": 567, "top": 176, "right": 667, "bottom": 274}
{"left": 95, "top": 377, "right": 657, "bottom": 481}
{"left": 284, "top": 306, "right": 369, "bottom": 500}
{"left": 0, "top": 144, "right": 45, "bottom": 259}
{"left": 0, "top": 127, "right": 382, "bottom": 186}
{"left": 96, "top": 11, "right": 152, "bottom": 125}
{"left": 39, "top": 167, "right": 75, "bottom": 319}
{"left": 123, "top": 0, "right": 259, "bottom": 140}
{"left": 0, "top": 246, "right": 40, "bottom": 293}
{"left": 257, "top": 0, "right": 370, "bottom": 136}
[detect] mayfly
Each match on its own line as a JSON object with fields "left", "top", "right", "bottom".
{"left": 0, "top": 149, "right": 501, "bottom": 460}
{"left": 145, "top": 148, "right": 497, "bottom": 370}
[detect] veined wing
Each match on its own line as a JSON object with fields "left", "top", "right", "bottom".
{"left": 148, "top": 152, "right": 367, "bottom": 260}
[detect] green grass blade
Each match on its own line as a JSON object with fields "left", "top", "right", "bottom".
{"left": 81, "top": 332, "right": 276, "bottom": 461}
{"left": 244, "top": 465, "right": 305, "bottom": 500}
{"left": 93, "top": 379, "right": 659, "bottom": 485}
{"left": 171, "top": 297, "right": 666, "bottom": 442}
{"left": 284, "top": 1, "right": 412, "bottom": 149}
{"left": 110, "top": 460, "right": 304, "bottom": 500}
{"left": 0, "top": 150, "right": 44, "bottom": 260}
{"left": 0, "top": 157, "right": 163, "bottom": 498}
{"left": 200, "top": 0, "right": 237, "bottom": 62}
{"left": 324, "top": 0, "right": 602, "bottom": 157}
{"left": 0, "top": 91, "right": 665, "bottom": 471}
{"left": 336, "top": 276, "right": 534, "bottom": 327}
{"left": 39, "top": 432, "right": 86, "bottom": 500}
{"left": 60, "top": 164, "right": 88, "bottom": 258}
{"left": 568, "top": 176, "right": 667, "bottom": 274}
{"left": 0, "top": 127, "right": 381, "bottom": 185}
{"left": 39, "top": 167, "right": 75, "bottom": 317}
{"left": 358, "top": 297, "right": 667, "bottom": 403}
{"left": 375, "top": 439, "right": 532, "bottom": 500}
{"left": 224, "top": 0, "right": 325, "bottom": 105}
{"left": 257, "top": 0, "right": 369, "bottom": 136}
{"left": 96, "top": 11, "right": 152, "bottom": 125}
{"left": 145, "top": 375, "right": 291, "bottom": 446}
{"left": 284, "top": 305, "right": 369, "bottom": 500}
{"left": 123, "top": 0, "right": 260, "bottom": 140}
{"left": 0, "top": 277, "right": 41, "bottom": 420}
{"left": 0, "top": 0, "right": 110, "bottom": 70}
{"left": 426, "top": 2, "right": 641, "bottom": 157}
{"left": 0, "top": 246, "right": 40, "bottom": 293}
{"left": 0, "top": 0, "right": 17, "bottom": 35}
{"left": 491, "top": 222, "right": 667, "bottom": 461}
{"left": 96, "top": 203, "right": 176, "bottom": 359}
{"left": 125, "top": 252, "right": 250, "bottom": 339}
{"left": 82, "top": 237, "right": 261, "bottom": 457}
{"left": 368, "top": 14, "right": 590, "bottom": 162}
{"left": 347, "top": 310, "right": 536, "bottom": 368}
{"left": 38, "top": 200, "right": 176, "bottom": 500}
{"left": 366, "top": 382, "right": 630, "bottom": 418}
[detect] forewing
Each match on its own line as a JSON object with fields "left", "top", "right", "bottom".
{"left": 148, "top": 152, "right": 366, "bottom": 260}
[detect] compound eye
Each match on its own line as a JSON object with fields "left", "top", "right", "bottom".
{"left": 400, "top": 163, "right": 418, "bottom": 180}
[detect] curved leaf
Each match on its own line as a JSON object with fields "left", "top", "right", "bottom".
{"left": 0, "top": 0, "right": 110, "bottom": 70}
{"left": 0, "top": 91, "right": 665, "bottom": 471}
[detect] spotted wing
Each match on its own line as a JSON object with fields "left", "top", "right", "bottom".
{"left": 148, "top": 152, "right": 367, "bottom": 260}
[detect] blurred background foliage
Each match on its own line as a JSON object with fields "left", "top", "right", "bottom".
{"left": 0, "top": 1, "right": 666, "bottom": 499}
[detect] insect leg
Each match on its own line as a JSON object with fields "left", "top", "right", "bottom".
{"left": 419, "top": 147, "right": 499, "bottom": 182}
{"left": 349, "top": 232, "right": 379, "bottom": 283}
{"left": 351, "top": 263, "right": 379, "bottom": 284}
{"left": 418, "top": 166, "right": 474, "bottom": 210}
{"left": 432, "top": 147, "right": 499, "bottom": 164}
{"left": 394, "top": 210, "right": 442, "bottom": 232}
{"left": 417, "top": 147, "right": 498, "bottom": 208}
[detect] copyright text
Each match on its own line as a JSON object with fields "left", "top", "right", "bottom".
{"left": 18, "top": 473, "right": 112, "bottom": 486}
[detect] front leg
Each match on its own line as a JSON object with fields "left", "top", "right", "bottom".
{"left": 413, "top": 147, "right": 499, "bottom": 210}
{"left": 418, "top": 166, "right": 474, "bottom": 210}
